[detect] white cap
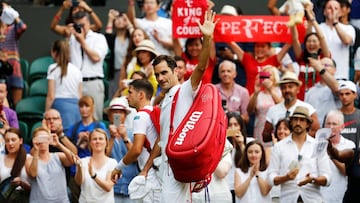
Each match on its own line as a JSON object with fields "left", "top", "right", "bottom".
{"left": 220, "top": 5, "right": 238, "bottom": 16}
{"left": 1, "top": 6, "right": 19, "bottom": 25}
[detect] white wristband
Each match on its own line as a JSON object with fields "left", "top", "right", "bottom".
{"left": 115, "top": 159, "right": 127, "bottom": 170}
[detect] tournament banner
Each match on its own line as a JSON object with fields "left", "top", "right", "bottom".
{"left": 214, "top": 15, "right": 306, "bottom": 43}
{"left": 173, "top": 8, "right": 306, "bottom": 43}
{"left": 172, "top": 0, "right": 208, "bottom": 38}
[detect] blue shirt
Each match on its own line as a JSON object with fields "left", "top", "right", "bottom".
{"left": 66, "top": 120, "right": 107, "bottom": 176}
{"left": 111, "top": 129, "right": 139, "bottom": 195}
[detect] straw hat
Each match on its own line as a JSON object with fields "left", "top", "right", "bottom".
{"left": 277, "top": 71, "right": 302, "bottom": 86}
{"left": 290, "top": 106, "right": 312, "bottom": 123}
{"left": 132, "top": 40, "right": 159, "bottom": 57}
{"left": 103, "top": 97, "right": 131, "bottom": 115}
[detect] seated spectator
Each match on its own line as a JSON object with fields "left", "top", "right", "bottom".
{"left": 1, "top": 128, "right": 31, "bottom": 202}
{"left": 247, "top": 65, "right": 282, "bottom": 140}
{"left": 290, "top": 5, "right": 331, "bottom": 101}
{"left": 46, "top": 39, "right": 82, "bottom": 131}
{"left": 215, "top": 60, "right": 250, "bottom": 123}
{"left": 50, "top": 0, "right": 102, "bottom": 38}
{"left": 26, "top": 127, "right": 74, "bottom": 203}
{"left": 104, "top": 97, "right": 139, "bottom": 202}
{"left": 74, "top": 128, "right": 117, "bottom": 203}
{"left": 0, "top": 2, "right": 27, "bottom": 105}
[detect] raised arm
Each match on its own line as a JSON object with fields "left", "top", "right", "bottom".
{"left": 306, "top": 8, "right": 331, "bottom": 57}
{"left": 308, "top": 57, "right": 338, "bottom": 92}
{"left": 50, "top": 1, "right": 72, "bottom": 37}
{"left": 290, "top": 26, "right": 302, "bottom": 60}
{"left": 78, "top": 1, "right": 103, "bottom": 32}
{"left": 190, "top": 10, "right": 217, "bottom": 90}
{"left": 127, "top": 0, "right": 138, "bottom": 28}
{"left": 267, "top": 0, "right": 280, "bottom": 15}
{"left": 227, "top": 42, "right": 245, "bottom": 62}
{"left": 276, "top": 43, "right": 292, "bottom": 63}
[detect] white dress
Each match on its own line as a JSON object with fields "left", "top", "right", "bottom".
{"left": 78, "top": 156, "right": 117, "bottom": 203}
{"left": 235, "top": 168, "right": 271, "bottom": 203}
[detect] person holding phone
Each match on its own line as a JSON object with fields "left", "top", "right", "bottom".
{"left": 26, "top": 127, "right": 75, "bottom": 203}
{"left": 104, "top": 97, "right": 139, "bottom": 202}
{"left": 290, "top": 4, "right": 331, "bottom": 100}
{"left": 247, "top": 65, "right": 282, "bottom": 141}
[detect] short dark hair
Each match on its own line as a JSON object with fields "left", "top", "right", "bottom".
{"left": 174, "top": 55, "right": 185, "bottom": 64}
{"left": 72, "top": 11, "right": 89, "bottom": 20}
{"left": 129, "top": 79, "right": 154, "bottom": 100}
{"left": 152, "top": 55, "right": 177, "bottom": 71}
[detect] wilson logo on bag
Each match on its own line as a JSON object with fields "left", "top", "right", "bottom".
{"left": 166, "top": 83, "right": 227, "bottom": 186}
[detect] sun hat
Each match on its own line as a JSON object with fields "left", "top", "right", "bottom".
{"left": 103, "top": 97, "right": 131, "bottom": 115}
{"left": 277, "top": 71, "right": 302, "bottom": 86}
{"left": 132, "top": 39, "right": 159, "bottom": 57}
{"left": 290, "top": 106, "right": 312, "bottom": 123}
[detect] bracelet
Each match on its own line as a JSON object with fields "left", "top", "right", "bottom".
{"left": 333, "top": 22, "right": 339, "bottom": 27}
{"left": 123, "top": 139, "right": 129, "bottom": 144}
{"left": 88, "top": 10, "right": 93, "bottom": 14}
{"left": 54, "top": 15, "right": 61, "bottom": 21}
{"left": 59, "top": 133, "right": 66, "bottom": 140}
{"left": 255, "top": 174, "right": 259, "bottom": 178}
{"left": 319, "top": 68, "right": 326, "bottom": 75}
{"left": 91, "top": 173, "right": 97, "bottom": 179}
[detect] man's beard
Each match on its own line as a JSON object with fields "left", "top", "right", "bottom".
{"left": 284, "top": 95, "right": 295, "bottom": 105}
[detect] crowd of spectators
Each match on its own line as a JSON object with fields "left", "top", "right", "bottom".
{"left": 0, "top": 0, "right": 360, "bottom": 202}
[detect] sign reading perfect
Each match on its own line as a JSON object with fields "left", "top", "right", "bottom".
{"left": 214, "top": 15, "right": 305, "bottom": 43}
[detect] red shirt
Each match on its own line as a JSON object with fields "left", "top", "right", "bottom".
{"left": 242, "top": 53, "right": 280, "bottom": 94}
{"left": 296, "top": 52, "right": 326, "bottom": 101}
{"left": 181, "top": 52, "right": 216, "bottom": 84}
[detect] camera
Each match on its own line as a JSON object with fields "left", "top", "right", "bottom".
{"left": 0, "top": 60, "right": 13, "bottom": 80}
{"left": 259, "top": 71, "right": 271, "bottom": 83}
{"left": 73, "top": 23, "right": 83, "bottom": 33}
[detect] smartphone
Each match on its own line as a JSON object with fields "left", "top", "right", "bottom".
{"left": 35, "top": 134, "right": 51, "bottom": 144}
{"left": 227, "top": 129, "right": 239, "bottom": 137}
{"left": 0, "top": 104, "right": 3, "bottom": 112}
{"left": 259, "top": 71, "right": 271, "bottom": 83}
{"left": 113, "top": 113, "right": 121, "bottom": 127}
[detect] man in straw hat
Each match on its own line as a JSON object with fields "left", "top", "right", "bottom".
{"left": 262, "top": 71, "right": 320, "bottom": 142}
{"left": 268, "top": 106, "right": 331, "bottom": 203}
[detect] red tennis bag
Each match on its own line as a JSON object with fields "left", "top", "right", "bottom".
{"left": 166, "top": 83, "right": 227, "bottom": 185}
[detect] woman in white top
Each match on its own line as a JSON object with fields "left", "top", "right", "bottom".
{"left": 26, "top": 127, "right": 74, "bottom": 203}
{"left": 46, "top": 39, "right": 82, "bottom": 131}
{"left": 0, "top": 128, "right": 31, "bottom": 202}
{"left": 75, "top": 128, "right": 117, "bottom": 203}
{"left": 235, "top": 140, "right": 271, "bottom": 203}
